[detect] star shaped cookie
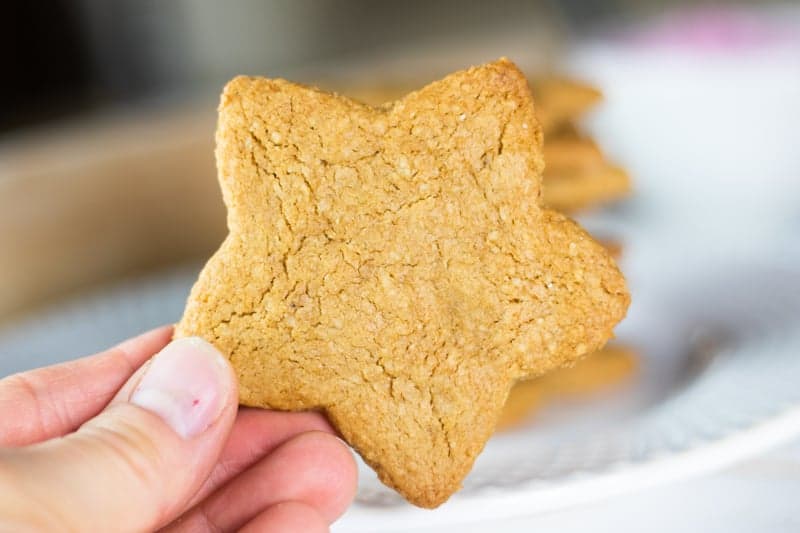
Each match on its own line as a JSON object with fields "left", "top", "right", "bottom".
{"left": 176, "top": 59, "right": 629, "bottom": 508}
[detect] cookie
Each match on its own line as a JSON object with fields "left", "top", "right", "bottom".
{"left": 340, "top": 79, "right": 629, "bottom": 213}
{"left": 543, "top": 136, "right": 605, "bottom": 173}
{"left": 338, "top": 77, "right": 601, "bottom": 136}
{"left": 530, "top": 77, "right": 603, "bottom": 134}
{"left": 541, "top": 121, "right": 630, "bottom": 211}
{"left": 336, "top": 81, "right": 413, "bottom": 108}
{"left": 543, "top": 164, "right": 631, "bottom": 212}
{"left": 176, "top": 58, "right": 629, "bottom": 508}
{"left": 599, "top": 239, "right": 623, "bottom": 260}
{"left": 545, "top": 119, "right": 583, "bottom": 139}
{"left": 496, "top": 345, "right": 637, "bottom": 431}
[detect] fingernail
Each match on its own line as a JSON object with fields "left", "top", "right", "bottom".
{"left": 130, "top": 337, "right": 231, "bottom": 439}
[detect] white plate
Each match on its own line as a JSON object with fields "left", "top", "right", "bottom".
{"left": 337, "top": 253, "right": 800, "bottom": 531}
{"left": 1, "top": 252, "right": 800, "bottom": 531}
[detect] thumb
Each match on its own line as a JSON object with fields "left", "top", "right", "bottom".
{"left": 0, "top": 337, "right": 238, "bottom": 533}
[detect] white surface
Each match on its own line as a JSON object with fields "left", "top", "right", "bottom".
{"left": 335, "top": 400, "right": 800, "bottom": 532}
{"left": 407, "top": 438, "right": 800, "bottom": 533}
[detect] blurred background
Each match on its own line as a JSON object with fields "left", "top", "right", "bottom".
{"left": 0, "top": 0, "right": 677, "bottom": 131}
{"left": 1, "top": 2, "right": 800, "bottom": 530}
{"left": 5, "top": 0, "right": 797, "bottom": 130}
{"left": 3, "top": 0, "right": 798, "bottom": 319}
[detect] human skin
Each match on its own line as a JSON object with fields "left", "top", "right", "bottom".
{"left": 0, "top": 326, "right": 357, "bottom": 532}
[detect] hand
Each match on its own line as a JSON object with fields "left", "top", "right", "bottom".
{"left": 0, "top": 326, "right": 357, "bottom": 532}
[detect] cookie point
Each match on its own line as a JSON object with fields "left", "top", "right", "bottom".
{"left": 222, "top": 74, "right": 252, "bottom": 93}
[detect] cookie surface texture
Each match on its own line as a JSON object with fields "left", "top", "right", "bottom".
{"left": 176, "top": 58, "right": 630, "bottom": 508}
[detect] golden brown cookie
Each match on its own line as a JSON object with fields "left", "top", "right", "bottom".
{"left": 530, "top": 77, "right": 603, "bottom": 134}
{"left": 599, "top": 239, "right": 623, "bottom": 260}
{"left": 496, "top": 345, "right": 637, "bottom": 431}
{"left": 541, "top": 126, "right": 631, "bottom": 212}
{"left": 496, "top": 379, "right": 545, "bottom": 432}
{"left": 338, "top": 81, "right": 412, "bottom": 107}
{"left": 176, "top": 59, "right": 629, "bottom": 508}
{"left": 543, "top": 164, "right": 631, "bottom": 212}
{"left": 339, "top": 77, "right": 602, "bottom": 136}
{"left": 545, "top": 119, "right": 583, "bottom": 139}
{"left": 543, "top": 136, "right": 605, "bottom": 173}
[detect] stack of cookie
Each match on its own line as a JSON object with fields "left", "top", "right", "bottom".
{"left": 341, "top": 75, "right": 634, "bottom": 431}
{"left": 532, "top": 77, "right": 630, "bottom": 213}
{"left": 497, "top": 345, "right": 636, "bottom": 430}
{"left": 500, "top": 77, "right": 634, "bottom": 429}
